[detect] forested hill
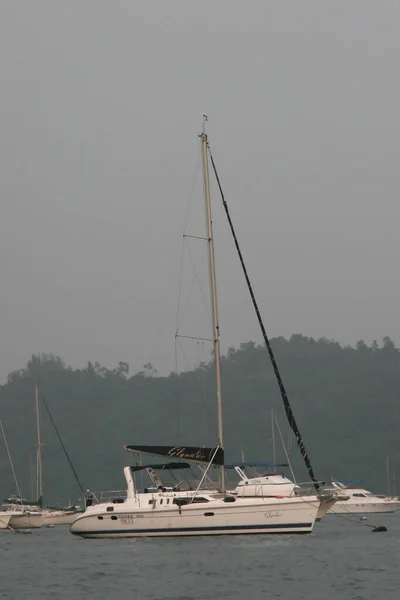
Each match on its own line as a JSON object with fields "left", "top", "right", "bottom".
{"left": 1, "top": 335, "right": 399, "bottom": 505}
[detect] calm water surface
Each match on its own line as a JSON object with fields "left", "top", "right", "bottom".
{"left": 1, "top": 514, "right": 400, "bottom": 599}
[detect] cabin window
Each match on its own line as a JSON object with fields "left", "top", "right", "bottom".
{"left": 173, "top": 498, "right": 190, "bottom": 507}
{"left": 167, "top": 499, "right": 170, "bottom": 504}
{"left": 97, "top": 516, "right": 103, "bottom": 520}
{"left": 191, "top": 497, "right": 209, "bottom": 504}
{"left": 148, "top": 500, "right": 153, "bottom": 505}
{"left": 160, "top": 499, "right": 163, "bottom": 505}
{"left": 111, "top": 515, "right": 117, "bottom": 520}
{"left": 106, "top": 506, "right": 114, "bottom": 512}
{"left": 204, "top": 512, "right": 214, "bottom": 517}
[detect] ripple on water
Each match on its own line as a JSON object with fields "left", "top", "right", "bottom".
{"left": 1, "top": 515, "right": 400, "bottom": 600}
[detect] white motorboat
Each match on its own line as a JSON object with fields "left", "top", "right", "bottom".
{"left": 226, "top": 463, "right": 339, "bottom": 521}
{"left": 327, "top": 481, "right": 397, "bottom": 514}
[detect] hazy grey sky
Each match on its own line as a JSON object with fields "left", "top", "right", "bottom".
{"left": 1, "top": 0, "right": 400, "bottom": 382}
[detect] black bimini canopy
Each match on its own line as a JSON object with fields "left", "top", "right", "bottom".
{"left": 130, "top": 462, "right": 191, "bottom": 473}
{"left": 125, "top": 445, "right": 224, "bottom": 466}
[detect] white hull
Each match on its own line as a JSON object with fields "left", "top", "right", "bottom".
{"left": 326, "top": 482, "right": 397, "bottom": 515}
{"left": 0, "top": 513, "right": 11, "bottom": 529}
{"left": 8, "top": 513, "right": 44, "bottom": 529}
{"left": 71, "top": 496, "right": 318, "bottom": 539}
{"left": 43, "top": 510, "right": 81, "bottom": 526}
{"left": 329, "top": 501, "right": 397, "bottom": 515}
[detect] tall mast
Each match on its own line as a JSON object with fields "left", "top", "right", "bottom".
{"left": 35, "top": 383, "right": 43, "bottom": 502}
{"left": 200, "top": 120, "right": 225, "bottom": 492}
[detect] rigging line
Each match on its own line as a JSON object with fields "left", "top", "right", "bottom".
{"left": 0, "top": 419, "right": 23, "bottom": 500}
{"left": 185, "top": 240, "right": 213, "bottom": 328}
{"left": 207, "top": 143, "right": 320, "bottom": 492}
{"left": 147, "top": 157, "right": 201, "bottom": 370}
{"left": 274, "top": 411, "right": 297, "bottom": 484}
{"left": 39, "top": 390, "right": 86, "bottom": 496}
{"left": 176, "top": 337, "right": 194, "bottom": 373}
{"left": 196, "top": 341, "right": 208, "bottom": 446}
{"left": 174, "top": 241, "right": 203, "bottom": 334}
{"left": 328, "top": 508, "right": 382, "bottom": 530}
{"left": 287, "top": 487, "right": 378, "bottom": 531}
{"left": 175, "top": 235, "right": 186, "bottom": 338}
{"left": 200, "top": 341, "right": 209, "bottom": 446}
{"left": 175, "top": 151, "right": 205, "bottom": 340}
{"left": 174, "top": 337, "right": 181, "bottom": 442}
{"left": 294, "top": 493, "right": 380, "bottom": 530}
{"left": 180, "top": 151, "right": 202, "bottom": 236}
{"left": 190, "top": 446, "right": 220, "bottom": 502}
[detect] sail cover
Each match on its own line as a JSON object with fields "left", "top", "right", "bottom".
{"left": 124, "top": 445, "right": 224, "bottom": 465}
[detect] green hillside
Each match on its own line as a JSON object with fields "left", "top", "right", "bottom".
{"left": 1, "top": 335, "right": 399, "bottom": 505}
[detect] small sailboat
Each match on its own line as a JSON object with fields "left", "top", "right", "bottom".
{"left": 3, "top": 386, "right": 82, "bottom": 526}
{"left": 1, "top": 504, "right": 44, "bottom": 529}
{"left": 0, "top": 419, "right": 44, "bottom": 529}
{"left": 34, "top": 384, "right": 82, "bottom": 525}
{"left": 70, "top": 124, "right": 322, "bottom": 538}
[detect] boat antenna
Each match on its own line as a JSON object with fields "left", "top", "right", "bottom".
{"left": 38, "top": 388, "right": 86, "bottom": 497}
{"left": 199, "top": 120, "right": 225, "bottom": 493}
{"left": 207, "top": 143, "right": 320, "bottom": 492}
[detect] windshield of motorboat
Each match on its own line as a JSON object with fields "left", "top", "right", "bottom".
{"left": 228, "top": 464, "right": 289, "bottom": 481}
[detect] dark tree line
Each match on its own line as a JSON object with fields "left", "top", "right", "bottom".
{"left": 1, "top": 336, "right": 399, "bottom": 504}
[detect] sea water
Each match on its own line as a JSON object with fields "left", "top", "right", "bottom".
{"left": 1, "top": 513, "right": 399, "bottom": 600}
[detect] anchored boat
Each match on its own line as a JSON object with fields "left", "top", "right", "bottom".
{"left": 71, "top": 123, "right": 322, "bottom": 539}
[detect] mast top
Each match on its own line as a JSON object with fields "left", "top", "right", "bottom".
{"left": 202, "top": 114, "right": 208, "bottom": 135}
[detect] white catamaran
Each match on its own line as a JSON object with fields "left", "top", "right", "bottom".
{"left": 70, "top": 125, "right": 322, "bottom": 538}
